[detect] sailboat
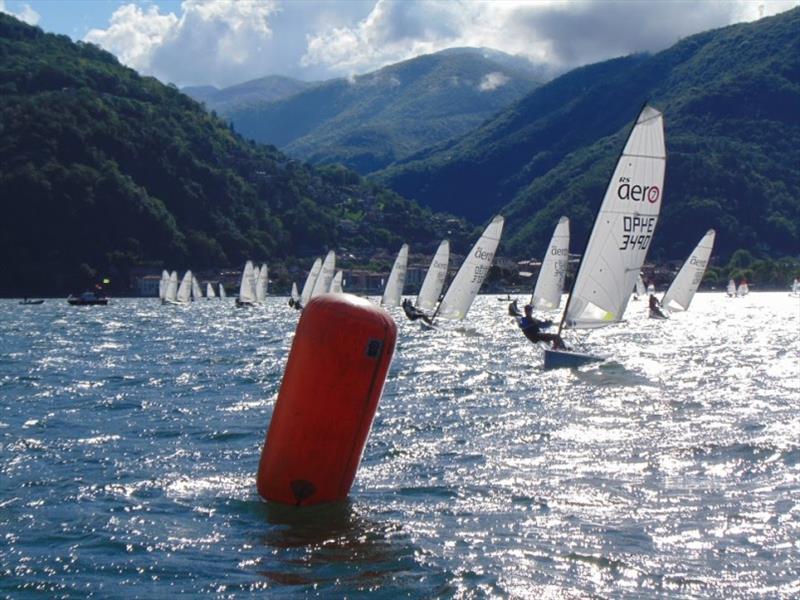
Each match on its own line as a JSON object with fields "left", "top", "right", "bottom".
{"left": 310, "top": 251, "right": 335, "bottom": 299}
{"left": 255, "top": 264, "right": 268, "bottom": 303}
{"left": 737, "top": 280, "right": 749, "bottom": 296}
{"left": 176, "top": 271, "right": 193, "bottom": 304}
{"left": 791, "top": 278, "right": 800, "bottom": 297}
{"left": 219, "top": 283, "right": 227, "bottom": 299}
{"left": 162, "top": 271, "right": 179, "bottom": 304}
{"left": 191, "top": 275, "right": 203, "bottom": 300}
{"left": 381, "top": 244, "right": 409, "bottom": 307}
{"left": 236, "top": 261, "right": 257, "bottom": 307}
{"left": 544, "top": 105, "right": 666, "bottom": 370}
{"left": 531, "top": 217, "right": 569, "bottom": 310}
{"left": 660, "top": 229, "right": 716, "bottom": 313}
{"left": 726, "top": 279, "right": 736, "bottom": 297}
{"left": 427, "top": 215, "right": 504, "bottom": 325}
{"left": 205, "top": 283, "right": 216, "bottom": 299}
{"left": 633, "top": 274, "right": 646, "bottom": 300}
{"left": 415, "top": 240, "right": 450, "bottom": 312}
{"left": 329, "top": 270, "right": 344, "bottom": 293}
{"left": 158, "top": 270, "right": 169, "bottom": 302}
{"left": 289, "top": 282, "right": 300, "bottom": 307}
{"left": 298, "top": 257, "right": 322, "bottom": 309}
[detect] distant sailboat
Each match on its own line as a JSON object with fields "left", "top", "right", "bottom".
{"left": 255, "top": 264, "right": 268, "bottom": 303}
{"left": 299, "top": 257, "right": 322, "bottom": 309}
{"left": 163, "top": 271, "right": 178, "bottom": 304}
{"left": 191, "top": 275, "right": 203, "bottom": 300}
{"left": 381, "top": 244, "right": 409, "bottom": 307}
{"left": 646, "top": 281, "right": 656, "bottom": 295}
{"left": 633, "top": 273, "right": 646, "bottom": 300}
{"left": 737, "top": 280, "right": 749, "bottom": 296}
{"left": 158, "top": 270, "right": 169, "bottom": 301}
{"left": 530, "top": 216, "right": 569, "bottom": 311}
{"left": 791, "top": 278, "right": 800, "bottom": 297}
{"left": 429, "top": 215, "right": 504, "bottom": 325}
{"left": 660, "top": 230, "right": 716, "bottom": 313}
{"left": 415, "top": 240, "right": 449, "bottom": 312}
{"left": 289, "top": 282, "right": 300, "bottom": 307}
{"left": 176, "top": 271, "right": 193, "bottom": 304}
{"left": 310, "top": 251, "right": 335, "bottom": 299}
{"left": 219, "top": 283, "right": 227, "bottom": 299}
{"left": 329, "top": 270, "right": 344, "bottom": 293}
{"left": 236, "top": 261, "right": 257, "bottom": 307}
{"left": 206, "top": 283, "right": 216, "bottom": 299}
{"left": 727, "top": 279, "right": 736, "bottom": 297}
{"left": 545, "top": 105, "right": 665, "bottom": 370}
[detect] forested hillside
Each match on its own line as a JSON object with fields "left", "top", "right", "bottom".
{"left": 0, "top": 14, "right": 471, "bottom": 295}
{"left": 375, "top": 8, "right": 800, "bottom": 262}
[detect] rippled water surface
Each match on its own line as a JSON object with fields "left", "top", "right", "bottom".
{"left": 1, "top": 293, "right": 798, "bottom": 598}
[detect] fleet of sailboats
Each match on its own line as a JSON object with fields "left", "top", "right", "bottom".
{"left": 545, "top": 105, "right": 666, "bottom": 370}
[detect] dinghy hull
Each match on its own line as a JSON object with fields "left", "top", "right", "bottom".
{"left": 543, "top": 349, "right": 604, "bottom": 370}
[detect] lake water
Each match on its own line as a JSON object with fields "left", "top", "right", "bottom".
{"left": 1, "top": 293, "right": 798, "bottom": 598}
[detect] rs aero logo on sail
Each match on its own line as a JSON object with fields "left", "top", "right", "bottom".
{"left": 617, "top": 177, "right": 660, "bottom": 204}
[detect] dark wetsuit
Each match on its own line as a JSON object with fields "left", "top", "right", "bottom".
{"left": 508, "top": 300, "right": 522, "bottom": 317}
{"left": 517, "top": 315, "right": 567, "bottom": 350}
{"left": 402, "top": 299, "right": 432, "bottom": 324}
{"left": 649, "top": 294, "right": 666, "bottom": 318}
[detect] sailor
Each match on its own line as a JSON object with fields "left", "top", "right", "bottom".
{"left": 402, "top": 298, "right": 432, "bottom": 324}
{"left": 508, "top": 299, "right": 521, "bottom": 317}
{"left": 649, "top": 294, "right": 667, "bottom": 318}
{"left": 516, "top": 304, "right": 567, "bottom": 350}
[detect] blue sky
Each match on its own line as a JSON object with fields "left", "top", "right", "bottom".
{"left": 2, "top": 0, "right": 797, "bottom": 88}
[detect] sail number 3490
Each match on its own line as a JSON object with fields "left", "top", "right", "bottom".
{"left": 619, "top": 215, "right": 657, "bottom": 251}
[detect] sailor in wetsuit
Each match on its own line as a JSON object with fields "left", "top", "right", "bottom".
{"left": 516, "top": 304, "right": 568, "bottom": 350}
{"left": 648, "top": 294, "right": 666, "bottom": 318}
{"left": 402, "top": 298, "right": 432, "bottom": 324}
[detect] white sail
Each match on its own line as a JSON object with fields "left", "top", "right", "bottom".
{"left": 239, "top": 261, "right": 256, "bottom": 304}
{"left": 291, "top": 282, "right": 299, "bottom": 302}
{"left": 255, "top": 264, "right": 268, "bottom": 303}
{"left": 661, "top": 230, "right": 715, "bottom": 312}
{"left": 562, "top": 106, "right": 665, "bottom": 330}
{"left": 300, "top": 258, "right": 322, "bottom": 305}
{"left": 793, "top": 279, "right": 800, "bottom": 294}
{"left": 219, "top": 283, "right": 227, "bottom": 298}
{"left": 381, "top": 244, "right": 409, "bottom": 307}
{"left": 165, "top": 271, "right": 178, "bottom": 303}
{"left": 416, "top": 240, "right": 450, "bottom": 311}
{"left": 635, "top": 274, "right": 646, "bottom": 297}
{"left": 158, "top": 270, "right": 169, "bottom": 300}
{"left": 737, "top": 282, "right": 749, "bottom": 296}
{"left": 437, "top": 215, "right": 504, "bottom": 321}
{"left": 531, "top": 217, "right": 569, "bottom": 310}
{"left": 206, "top": 283, "right": 216, "bottom": 298}
{"left": 176, "top": 271, "right": 193, "bottom": 304}
{"left": 311, "top": 251, "right": 335, "bottom": 298}
{"left": 329, "top": 270, "right": 344, "bottom": 293}
{"left": 727, "top": 279, "right": 736, "bottom": 296}
{"left": 191, "top": 275, "right": 202, "bottom": 300}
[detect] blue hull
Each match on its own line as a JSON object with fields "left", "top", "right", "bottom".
{"left": 543, "top": 349, "right": 605, "bottom": 370}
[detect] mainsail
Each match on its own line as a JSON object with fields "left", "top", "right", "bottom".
{"left": 416, "top": 240, "right": 449, "bottom": 311}
{"left": 300, "top": 258, "right": 322, "bottom": 305}
{"left": 381, "top": 244, "right": 409, "bottom": 307}
{"left": 291, "top": 282, "right": 299, "bottom": 303}
{"left": 158, "top": 270, "right": 169, "bottom": 301}
{"left": 176, "top": 271, "right": 193, "bottom": 304}
{"left": 329, "top": 270, "right": 344, "bottom": 293}
{"left": 206, "top": 283, "right": 216, "bottom": 298}
{"left": 311, "top": 251, "right": 335, "bottom": 298}
{"left": 436, "top": 215, "right": 504, "bottom": 321}
{"left": 531, "top": 217, "right": 569, "bottom": 310}
{"left": 561, "top": 105, "right": 665, "bottom": 331}
{"left": 635, "top": 274, "right": 646, "bottom": 297}
{"left": 239, "top": 261, "right": 256, "bottom": 304}
{"left": 191, "top": 275, "right": 202, "bottom": 300}
{"left": 165, "top": 271, "right": 178, "bottom": 303}
{"left": 255, "top": 264, "right": 268, "bottom": 303}
{"left": 727, "top": 279, "right": 736, "bottom": 296}
{"left": 661, "top": 229, "right": 716, "bottom": 312}
{"left": 219, "top": 283, "right": 227, "bottom": 298}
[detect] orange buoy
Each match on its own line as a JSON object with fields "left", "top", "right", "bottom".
{"left": 257, "top": 293, "right": 397, "bottom": 506}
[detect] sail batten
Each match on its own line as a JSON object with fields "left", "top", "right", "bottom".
{"left": 561, "top": 105, "right": 665, "bottom": 331}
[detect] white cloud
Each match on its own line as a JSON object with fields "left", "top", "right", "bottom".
{"left": 479, "top": 71, "right": 510, "bottom": 92}
{"left": 85, "top": 0, "right": 277, "bottom": 87}
{"left": 302, "top": 0, "right": 800, "bottom": 79}
{"left": 0, "top": 0, "right": 41, "bottom": 25}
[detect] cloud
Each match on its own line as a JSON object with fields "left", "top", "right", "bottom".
{"left": 85, "top": 0, "right": 277, "bottom": 87}
{"left": 302, "top": 0, "right": 800, "bottom": 78}
{"left": 479, "top": 72, "right": 510, "bottom": 92}
{"left": 0, "top": 0, "right": 40, "bottom": 25}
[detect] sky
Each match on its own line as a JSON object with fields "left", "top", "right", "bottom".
{"left": 1, "top": 0, "right": 798, "bottom": 88}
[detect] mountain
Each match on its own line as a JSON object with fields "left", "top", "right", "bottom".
{"left": 0, "top": 14, "right": 473, "bottom": 296}
{"left": 223, "top": 48, "right": 542, "bottom": 173}
{"left": 183, "top": 75, "right": 315, "bottom": 113}
{"left": 374, "top": 8, "right": 800, "bottom": 261}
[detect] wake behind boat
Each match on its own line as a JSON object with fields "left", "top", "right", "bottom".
{"left": 545, "top": 105, "right": 666, "bottom": 370}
